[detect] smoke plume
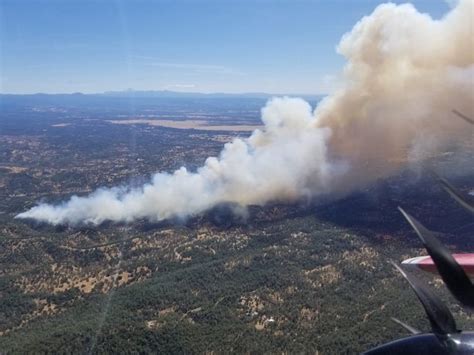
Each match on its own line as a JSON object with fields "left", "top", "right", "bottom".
{"left": 17, "top": 0, "right": 474, "bottom": 225}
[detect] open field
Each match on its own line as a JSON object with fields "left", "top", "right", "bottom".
{"left": 107, "top": 119, "right": 262, "bottom": 132}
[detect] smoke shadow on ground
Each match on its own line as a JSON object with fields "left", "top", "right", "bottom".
{"left": 313, "top": 169, "right": 474, "bottom": 249}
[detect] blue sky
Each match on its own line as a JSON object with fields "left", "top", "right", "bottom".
{"left": 0, "top": 0, "right": 450, "bottom": 94}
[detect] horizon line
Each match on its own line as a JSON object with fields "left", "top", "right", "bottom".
{"left": 0, "top": 89, "right": 328, "bottom": 98}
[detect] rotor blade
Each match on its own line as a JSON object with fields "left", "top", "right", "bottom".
{"left": 391, "top": 261, "right": 457, "bottom": 335}
{"left": 391, "top": 317, "right": 421, "bottom": 335}
{"left": 453, "top": 109, "right": 474, "bottom": 125}
{"left": 399, "top": 208, "right": 474, "bottom": 309}
{"left": 438, "top": 177, "right": 474, "bottom": 214}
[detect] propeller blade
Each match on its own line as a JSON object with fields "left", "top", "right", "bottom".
{"left": 438, "top": 177, "right": 474, "bottom": 214}
{"left": 391, "top": 317, "right": 421, "bottom": 335}
{"left": 453, "top": 109, "right": 474, "bottom": 125}
{"left": 391, "top": 261, "right": 458, "bottom": 335}
{"left": 399, "top": 208, "right": 474, "bottom": 309}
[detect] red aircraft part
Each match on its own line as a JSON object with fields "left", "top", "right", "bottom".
{"left": 402, "top": 253, "right": 474, "bottom": 276}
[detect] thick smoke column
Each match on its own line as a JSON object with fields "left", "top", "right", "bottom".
{"left": 315, "top": 0, "right": 473, "bottom": 191}
{"left": 17, "top": 0, "right": 474, "bottom": 225}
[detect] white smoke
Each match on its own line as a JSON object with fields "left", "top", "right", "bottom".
{"left": 17, "top": 0, "right": 474, "bottom": 225}
{"left": 18, "top": 97, "right": 338, "bottom": 225}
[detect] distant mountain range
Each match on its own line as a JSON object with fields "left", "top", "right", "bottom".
{"left": 0, "top": 91, "right": 325, "bottom": 112}
{"left": 101, "top": 90, "right": 324, "bottom": 101}
{"left": 0, "top": 90, "right": 324, "bottom": 101}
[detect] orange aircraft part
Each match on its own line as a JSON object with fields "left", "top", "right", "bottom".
{"left": 402, "top": 254, "right": 474, "bottom": 276}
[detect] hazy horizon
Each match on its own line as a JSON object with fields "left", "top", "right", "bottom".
{"left": 0, "top": 88, "right": 326, "bottom": 97}
{"left": 0, "top": 0, "right": 450, "bottom": 95}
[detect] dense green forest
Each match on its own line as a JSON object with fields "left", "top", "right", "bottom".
{"left": 1, "top": 99, "right": 472, "bottom": 353}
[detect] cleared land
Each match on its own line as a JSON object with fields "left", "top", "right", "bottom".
{"left": 107, "top": 119, "right": 262, "bottom": 131}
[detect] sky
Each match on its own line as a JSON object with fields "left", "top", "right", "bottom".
{"left": 0, "top": 0, "right": 452, "bottom": 95}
